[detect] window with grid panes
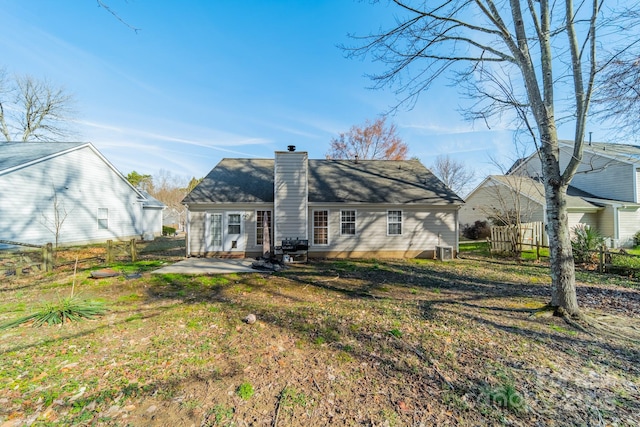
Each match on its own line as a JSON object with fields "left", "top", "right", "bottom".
{"left": 97, "top": 208, "right": 109, "bottom": 230}
{"left": 341, "top": 210, "right": 356, "bottom": 235}
{"left": 228, "top": 214, "right": 241, "bottom": 235}
{"left": 387, "top": 210, "right": 402, "bottom": 235}
{"left": 313, "top": 210, "right": 329, "bottom": 245}
{"left": 256, "top": 211, "right": 272, "bottom": 245}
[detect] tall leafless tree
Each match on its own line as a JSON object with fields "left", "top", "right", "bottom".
{"left": 151, "top": 170, "right": 194, "bottom": 231}
{"left": 0, "top": 69, "right": 76, "bottom": 142}
{"left": 594, "top": 52, "right": 640, "bottom": 136}
{"left": 326, "top": 117, "right": 409, "bottom": 160}
{"left": 347, "top": 0, "right": 638, "bottom": 317}
{"left": 430, "top": 155, "right": 475, "bottom": 196}
{"left": 40, "top": 185, "right": 71, "bottom": 250}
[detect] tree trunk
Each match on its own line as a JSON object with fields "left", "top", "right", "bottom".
{"left": 544, "top": 181, "right": 580, "bottom": 316}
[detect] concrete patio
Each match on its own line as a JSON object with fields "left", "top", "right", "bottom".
{"left": 151, "top": 258, "right": 256, "bottom": 275}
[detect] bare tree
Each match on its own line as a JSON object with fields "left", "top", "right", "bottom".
{"left": 594, "top": 52, "right": 640, "bottom": 136}
{"left": 326, "top": 117, "right": 409, "bottom": 160}
{"left": 0, "top": 69, "right": 75, "bottom": 141}
{"left": 347, "top": 0, "right": 637, "bottom": 317}
{"left": 40, "top": 185, "right": 71, "bottom": 250}
{"left": 149, "top": 170, "right": 192, "bottom": 231}
{"left": 430, "top": 155, "right": 475, "bottom": 196}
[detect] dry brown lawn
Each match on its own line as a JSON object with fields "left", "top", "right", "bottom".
{"left": 1, "top": 241, "right": 639, "bottom": 426}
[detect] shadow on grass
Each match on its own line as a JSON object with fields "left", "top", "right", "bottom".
{"left": 5, "top": 256, "right": 637, "bottom": 425}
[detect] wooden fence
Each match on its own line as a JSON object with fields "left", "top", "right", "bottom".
{"left": 1, "top": 238, "right": 139, "bottom": 277}
{"left": 593, "top": 247, "right": 640, "bottom": 276}
{"left": 489, "top": 222, "right": 544, "bottom": 253}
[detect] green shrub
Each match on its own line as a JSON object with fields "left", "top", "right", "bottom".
{"left": 571, "top": 224, "right": 604, "bottom": 263}
{"left": 634, "top": 231, "right": 640, "bottom": 247}
{"left": 162, "top": 226, "right": 177, "bottom": 236}
{"left": 462, "top": 220, "right": 491, "bottom": 240}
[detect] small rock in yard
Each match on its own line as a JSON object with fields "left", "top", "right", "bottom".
{"left": 244, "top": 314, "right": 257, "bottom": 324}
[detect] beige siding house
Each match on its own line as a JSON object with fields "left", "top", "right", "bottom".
{"left": 183, "top": 147, "right": 464, "bottom": 259}
{"left": 464, "top": 141, "right": 640, "bottom": 247}
{"left": 0, "top": 142, "right": 164, "bottom": 248}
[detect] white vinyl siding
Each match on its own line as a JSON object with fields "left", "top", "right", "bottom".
{"left": 565, "top": 151, "right": 635, "bottom": 202}
{"left": 340, "top": 210, "right": 356, "bottom": 235}
{"left": 567, "top": 212, "right": 599, "bottom": 237}
{"left": 0, "top": 145, "right": 145, "bottom": 247}
{"left": 274, "top": 151, "right": 308, "bottom": 242}
{"left": 519, "top": 146, "right": 637, "bottom": 202}
{"left": 636, "top": 169, "right": 640, "bottom": 203}
{"left": 306, "top": 206, "right": 458, "bottom": 255}
{"left": 387, "top": 210, "right": 402, "bottom": 235}
{"left": 596, "top": 205, "right": 616, "bottom": 242}
{"left": 617, "top": 208, "right": 640, "bottom": 247}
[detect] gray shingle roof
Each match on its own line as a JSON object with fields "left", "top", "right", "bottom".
{"left": 138, "top": 189, "right": 166, "bottom": 208}
{"left": 0, "top": 142, "right": 88, "bottom": 172}
{"left": 183, "top": 158, "right": 464, "bottom": 205}
{"left": 560, "top": 140, "right": 640, "bottom": 164}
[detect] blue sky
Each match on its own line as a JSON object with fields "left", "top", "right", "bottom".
{"left": 1, "top": 1, "right": 548, "bottom": 187}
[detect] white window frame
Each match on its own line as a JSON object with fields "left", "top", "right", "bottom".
{"left": 313, "top": 210, "right": 330, "bottom": 246}
{"left": 387, "top": 210, "right": 403, "bottom": 236}
{"left": 255, "top": 210, "right": 272, "bottom": 246}
{"left": 227, "top": 213, "right": 241, "bottom": 235}
{"left": 340, "top": 210, "right": 356, "bottom": 236}
{"left": 97, "top": 208, "right": 109, "bottom": 230}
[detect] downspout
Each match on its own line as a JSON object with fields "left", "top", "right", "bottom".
{"left": 634, "top": 166, "right": 639, "bottom": 203}
{"left": 613, "top": 204, "right": 619, "bottom": 248}
{"left": 185, "top": 206, "right": 191, "bottom": 257}
{"left": 455, "top": 206, "right": 460, "bottom": 257}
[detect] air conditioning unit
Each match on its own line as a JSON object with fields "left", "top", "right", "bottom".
{"left": 436, "top": 245, "right": 453, "bottom": 261}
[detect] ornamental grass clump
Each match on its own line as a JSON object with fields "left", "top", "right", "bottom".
{"left": 0, "top": 295, "right": 107, "bottom": 330}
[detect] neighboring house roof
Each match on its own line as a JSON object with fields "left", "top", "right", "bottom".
{"left": 484, "top": 175, "right": 600, "bottom": 211}
{"left": 505, "top": 157, "right": 527, "bottom": 175}
{"left": 560, "top": 140, "right": 640, "bottom": 165}
{"left": 138, "top": 189, "right": 166, "bottom": 209}
{"left": 184, "top": 158, "right": 464, "bottom": 205}
{"left": 0, "top": 142, "right": 89, "bottom": 173}
{"left": 509, "top": 140, "right": 640, "bottom": 176}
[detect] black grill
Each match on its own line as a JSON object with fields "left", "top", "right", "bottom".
{"left": 281, "top": 239, "right": 309, "bottom": 252}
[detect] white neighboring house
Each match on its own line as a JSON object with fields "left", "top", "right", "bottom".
{"left": 461, "top": 141, "right": 640, "bottom": 247}
{"left": 0, "top": 142, "right": 165, "bottom": 248}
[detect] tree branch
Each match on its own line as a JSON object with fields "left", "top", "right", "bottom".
{"left": 96, "top": 0, "right": 140, "bottom": 33}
